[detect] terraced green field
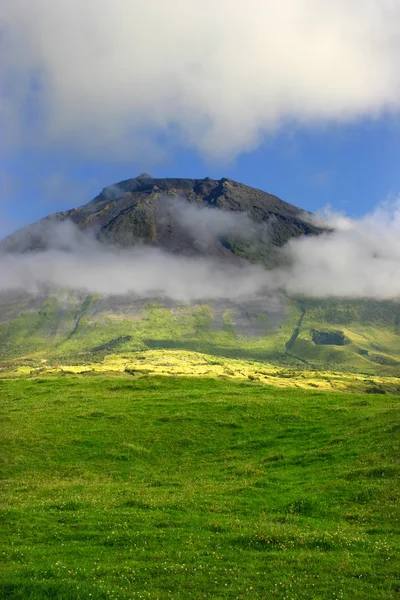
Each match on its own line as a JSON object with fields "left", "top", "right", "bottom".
{"left": 1, "top": 375, "right": 399, "bottom": 599}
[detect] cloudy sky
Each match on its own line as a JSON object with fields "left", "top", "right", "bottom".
{"left": 1, "top": 0, "right": 399, "bottom": 238}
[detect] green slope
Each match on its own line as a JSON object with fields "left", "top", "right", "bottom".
{"left": 1, "top": 293, "right": 400, "bottom": 377}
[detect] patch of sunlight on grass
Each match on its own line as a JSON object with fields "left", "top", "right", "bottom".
{"left": 2, "top": 348, "right": 400, "bottom": 395}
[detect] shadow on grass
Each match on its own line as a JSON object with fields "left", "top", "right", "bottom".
{"left": 143, "top": 338, "right": 290, "bottom": 364}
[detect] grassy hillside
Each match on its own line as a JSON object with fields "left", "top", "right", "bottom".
{"left": 1, "top": 375, "right": 399, "bottom": 599}
{"left": 1, "top": 294, "right": 400, "bottom": 379}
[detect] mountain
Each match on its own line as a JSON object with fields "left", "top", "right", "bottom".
{"left": 0, "top": 174, "right": 321, "bottom": 258}
{"left": 1, "top": 174, "right": 400, "bottom": 382}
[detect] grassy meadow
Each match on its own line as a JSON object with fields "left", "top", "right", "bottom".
{"left": 1, "top": 374, "right": 399, "bottom": 599}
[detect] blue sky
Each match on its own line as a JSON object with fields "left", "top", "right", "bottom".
{"left": 2, "top": 115, "right": 399, "bottom": 238}
{"left": 1, "top": 1, "right": 399, "bottom": 238}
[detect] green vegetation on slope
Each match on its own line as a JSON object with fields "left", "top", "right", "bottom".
{"left": 2, "top": 295, "right": 400, "bottom": 378}
{"left": 1, "top": 375, "right": 399, "bottom": 599}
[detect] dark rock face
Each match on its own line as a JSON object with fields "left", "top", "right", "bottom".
{"left": 0, "top": 175, "right": 322, "bottom": 262}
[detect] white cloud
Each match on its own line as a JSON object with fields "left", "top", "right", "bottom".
{"left": 158, "top": 195, "right": 258, "bottom": 250}
{"left": 282, "top": 197, "right": 400, "bottom": 299}
{"left": 0, "top": 219, "right": 272, "bottom": 301}
{"left": 1, "top": 0, "right": 399, "bottom": 160}
{"left": 2, "top": 197, "right": 400, "bottom": 302}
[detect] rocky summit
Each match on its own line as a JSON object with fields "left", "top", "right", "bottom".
{"left": 1, "top": 175, "right": 321, "bottom": 262}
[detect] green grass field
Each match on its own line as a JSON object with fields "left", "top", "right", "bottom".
{"left": 1, "top": 374, "right": 399, "bottom": 599}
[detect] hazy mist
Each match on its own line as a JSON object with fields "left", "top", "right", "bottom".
{"left": 283, "top": 199, "right": 400, "bottom": 299}
{"left": 1, "top": 198, "right": 400, "bottom": 302}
